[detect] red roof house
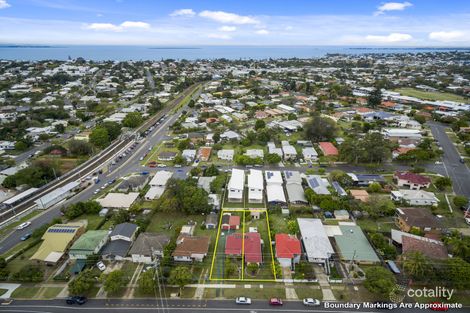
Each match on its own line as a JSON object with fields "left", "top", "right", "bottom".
{"left": 402, "top": 236, "right": 448, "bottom": 260}
{"left": 394, "top": 171, "right": 431, "bottom": 190}
{"left": 275, "top": 234, "right": 301, "bottom": 266}
{"left": 225, "top": 233, "right": 243, "bottom": 256}
{"left": 319, "top": 142, "right": 338, "bottom": 156}
{"left": 221, "top": 214, "right": 240, "bottom": 230}
{"left": 244, "top": 232, "right": 262, "bottom": 264}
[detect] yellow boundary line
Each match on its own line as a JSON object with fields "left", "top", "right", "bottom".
{"left": 209, "top": 208, "right": 277, "bottom": 282}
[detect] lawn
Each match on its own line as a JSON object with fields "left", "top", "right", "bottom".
{"left": 71, "top": 214, "right": 105, "bottom": 231}
{"left": 221, "top": 285, "right": 285, "bottom": 299}
{"left": 0, "top": 210, "right": 41, "bottom": 238}
{"left": 11, "top": 286, "right": 41, "bottom": 299}
{"left": 395, "top": 88, "right": 468, "bottom": 103}
{"left": 146, "top": 211, "right": 209, "bottom": 238}
{"left": 294, "top": 285, "right": 322, "bottom": 300}
{"left": 42, "top": 287, "right": 63, "bottom": 299}
{"left": 356, "top": 216, "right": 397, "bottom": 233}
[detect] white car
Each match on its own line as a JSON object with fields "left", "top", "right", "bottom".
{"left": 157, "top": 164, "right": 166, "bottom": 168}
{"left": 465, "top": 217, "right": 470, "bottom": 225}
{"left": 235, "top": 297, "right": 251, "bottom": 305}
{"left": 96, "top": 261, "right": 106, "bottom": 271}
{"left": 16, "top": 222, "right": 31, "bottom": 230}
{"left": 93, "top": 189, "right": 100, "bottom": 195}
{"left": 303, "top": 298, "right": 321, "bottom": 306}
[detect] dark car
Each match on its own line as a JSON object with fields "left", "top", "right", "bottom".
{"left": 66, "top": 296, "right": 87, "bottom": 305}
{"left": 269, "top": 298, "right": 283, "bottom": 306}
{"left": 20, "top": 233, "right": 32, "bottom": 241}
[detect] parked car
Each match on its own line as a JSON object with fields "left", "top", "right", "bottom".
{"left": 93, "top": 189, "right": 100, "bottom": 195}
{"left": 66, "top": 296, "right": 87, "bottom": 305}
{"left": 235, "top": 297, "right": 251, "bottom": 305}
{"left": 269, "top": 298, "right": 283, "bottom": 306}
{"left": 157, "top": 164, "right": 166, "bottom": 168}
{"left": 20, "top": 233, "right": 32, "bottom": 241}
{"left": 96, "top": 261, "right": 106, "bottom": 271}
{"left": 16, "top": 222, "right": 31, "bottom": 230}
{"left": 303, "top": 298, "right": 321, "bottom": 306}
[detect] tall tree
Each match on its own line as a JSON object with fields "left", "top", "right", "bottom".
{"left": 367, "top": 88, "right": 382, "bottom": 108}
{"left": 304, "top": 115, "right": 338, "bottom": 142}
{"left": 402, "top": 251, "right": 431, "bottom": 280}
{"left": 168, "top": 266, "right": 192, "bottom": 293}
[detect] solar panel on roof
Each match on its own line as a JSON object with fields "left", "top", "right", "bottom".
{"left": 308, "top": 178, "right": 319, "bottom": 188}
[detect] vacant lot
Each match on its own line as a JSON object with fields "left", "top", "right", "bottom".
{"left": 395, "top": 88, "right": 467, "bottom": 103}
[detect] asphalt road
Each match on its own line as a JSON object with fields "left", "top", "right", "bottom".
{"left": 1, "top": 298, "right": 461, "bottom": 313}
{"left": 428, "top": 121, "right": 470, "bottom": 198}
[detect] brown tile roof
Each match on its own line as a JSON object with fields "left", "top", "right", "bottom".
{"left": 394, "top": 171, "right": 431, "bottom": 185}
{"left": 402, "top": 236, "right": 448, "bottom": 259}
{"left": 398, "top": 207, "right": 441, "bottom": 229}
{"left": 172, "top": 236, "right": 210, "bottom": 257}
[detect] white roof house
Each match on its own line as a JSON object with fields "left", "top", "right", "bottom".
{"left": 267, "top": 142, "right": 283, "bottom": 157}
{"left": 284, "top": 171, "right": 307, "bottom": 204}
{"left": 228, "top": 169, "right": 245, "bottom": 203}
{"left": 302, "top": 147, "right": 318, "bottom": 161}
{"left": 391, "top": 189, "right": 439, "bottom": 206}
{"left": 306, "top": 175, "right": 331, "bottom": 195}
{"left": 217, "top": 149, "right": 234, "bottom": 161}
{"left": 247, "top": 169, "right": 264, "bottom": 203}
{"left": 220, "top": 130, "right": 240, "bottom": 141}
{"left": 245, "top": 149, "right": 264, "bottom": 159}
{"left": 265, "top": 171, "right": 286, "bottom": 203}
{"left": 144, "top": 187, "right": 165, "bottom": 200}
{"left": 181, "top": 149, "right": 196, "bottom": 162}
{"left": 149, "top": 171, "right": 173, "bottom": 187}
{"left": 97, "top": 193, "right": 139, "bottom": 210}
{"left": 35, "top": 181, "right": 79, "bottom": 210}
{"left": 281, "top": 141, "right": 297, "bottom": 160}
{"left": 297, "top": 218, "right": 334, "bottom": 264}
{"left": 382, "top": 128, "right": 422, "bottom": 140}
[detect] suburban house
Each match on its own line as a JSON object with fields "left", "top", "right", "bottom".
{"left": 31, "top": 223, "right": 85, "bottom": 265}
{"left": 69, "top": 230, "right": 109, "bottom": 260}
{"left": 145, "top": 170, "right": 173, "bottom": 200}
{"left": 275, "top": 233, "right": 301, "bottom": 268}
{"left": 247, "top": 169, "right": 264, "bottom": 203}
{"left": 228, "top": 169, "right": 245, "bottom": 203}
{"left": 181, "top": 149, "right": 196, "bottom": 162}
{"left": 97, "top": 193, "right": 139, "bottom": 210}
{"left": 172, "top": 236, "right": 210, "bottom": 262}
{"left": 117, "top": 175, "right": 149, "bottom": 192}
{"left": 281, "top": 141, "right": 297, "bottom": 160}
{"left": 332, "top": 181, "right": 348, "bottom": 197}
{"left": 197, "top": 176, "right": 216, "bottom": 193}
{"left": 157, "top": 151, "right": 177, "bottom": 161}
{"left": 297, "top": 218, "right": 334, "bottom": 273}
{"left": 265, "top": 170, "right": 286, "bottom": 204}
{"left": 101, "top": 223, "right": 138, "bottom": 261}
{"left": 396, "top": 207, "right": 442, "bottom": 233}
{"left": 350, "top": 189, "right": 370, "bottom": 202}
{"left": 391, "top": 190, "right": 439, "bottom": 206}
{"left": 393, "top": 171, "right": 431, "bottom": 190}
{"left": 284, "top": 170, "right": 307, "bottom": 204}
{"left": 333, "top": 224, "right": 380, "bottom": 264}
{"left": 391, "top": 229, "right": 448, "bottom": 260}
{"left": 347, "top": 173, "right": 385, "bottom": 186}
{"left": 382, "top": 128, "right": 422, "bottom": 141}
{"left": 302, "top": 147, "right": 318, "bottom": 161}
{"left": 225, "top": 233, "right": 243, "bottom": 256}
{"left": 267, "top": 142, "right": 283, "bottom": 158}
{"left": 245, "top": 149, "right": 264, "bottom": 159}
{"left": 318, "top": 142, "right": 338, "bottom": 156}
{"left": 244, "top": 232, "right": 262, "bottom": 265}
{"left": 306, "top": 175, "right": 330, "bottom": 195}
{"left": 217, "top": 149, "right": 235, "bottom": 161}
{"left": 221, "top": 213, "right": 240, "bottom": 230}
{"left": 129, "top": 232, "right": 170, "bottom": 264}
{"left": 205, "top": 212, "right": 218, "bottom": 229}
{"left": 198, "top": 147, "right": 212, "bottom": 161}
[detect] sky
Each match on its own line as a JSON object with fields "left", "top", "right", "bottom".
{"left": 0, "top": 0, "right": 469, "bottom": 46}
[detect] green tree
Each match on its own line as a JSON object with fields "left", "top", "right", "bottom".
{"left": 247, "top": 263, "right": 258, "bottom": 275}
{"left": 68, "top": 140, "right": 93, "bottom": 156}
{"left": 138, "top": 269, "right": 156, "bottom": 295}
{"left": 265, "top": 153, "right": 281, "bottom": 164}
{"left": 90, "top": 127, "right": 110, "bottom": 149}
{"left": 255, "top": 119, "right": 266, "bottom": 130}
{"left": 112, "top": 209, "right": 130, "bottom": 225}
{"left": 122, "top": 112, "right": 143, "bottom": 128}
{"left": 288, "top": 113, "right": 297, "bottom": 120}
{"left": 367, "top": 88, "right": 382, "bottom": 108}
{"left": 101, "top": 121, "right": 122, "bottom": 141}
{"left": 402, "top": 251, "right": 431, "bottom": 280}
{"left": 287, "top": 219, "right": 299, "bottom": 235}
{"left": 168, "top": 266, "right": 192, "bottom": 293}
{"left": 364, "top": 266, "right": 396, "bottom": 297}
{"left": 68, "top": 269, "right": 95, "bottom": 295}
{"left": 224, "top": 259, "right": 238, "bottom": 277}
{"left": 304, "top": 115, "right": 338, "bottom": 142}
{"left": 203, "top": 164, "right": 219, "bottom": 177}
{"left": 435, "top": 177, "right": 452, "bottom": 191}
{"left": 442, "top": 257, "right": 470, "bottom": 289}
{"left": 102, "top": 270, "right": 128, "bottom": 294}
{"left": 367, "top": 182, "right": 382, "bottom": 193}
{"left": 453, "top": 195, "right": 468, "bottom": 208}
{"left": 329, "top": 170, "right": 354, "bottom": 187}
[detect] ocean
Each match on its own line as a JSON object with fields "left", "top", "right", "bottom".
{"left": 0, "top": 45, "right": 467, "bottom": 61}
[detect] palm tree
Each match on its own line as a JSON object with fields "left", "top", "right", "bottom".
{"left": 402, "top": 251, "right": 431, "bottom": 280}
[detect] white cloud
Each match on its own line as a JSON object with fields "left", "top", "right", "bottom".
{"left": 375, "top": 2, "right": 412, "bottom": 16}
{"left": 120, "top": 21, "right": 150, "bottom": 29}
{"left": 85, "top": 23, "right": 122, "bottom": 32}
{"left": 85, "top": 21, "right": 150, "bottom": 32}
{"left": 199, "top": 10, "right": 259, "bottom": 25}
{"left": 429, "top": 31, "right": 466, "bottom": 42}
{"left": 219, "top": 26, "right": 237, "bottom": 32}
{"left": 0, "top": 0, "right": 11, "bottom": 9}
{"left": 255, "top": 29, "right": 270, "bottom": 35}
{"left": 365, "top": 32, "right": 413, "bottom": 43}
{"left": 170, "top": 9, "right": 195, "bottom": 17}
{"left": 207, "top": 33, "right": 232, "bottom": 40}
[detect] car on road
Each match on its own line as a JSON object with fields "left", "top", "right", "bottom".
{"left": 269, "top": 298, "right": 283, "bottom": 306}
{"left": 96, "top": 261, "right": 106, "bottom": 271}
{"left": 66, "top": 296, "right": 87, "bottom": 305}
{"left": 303, "top": 298, "right": 321, "bottom": 306}
{"left": 460, "top": 157, "right": 465, "bottom": 163}
{"left": 16, "top": 222, "right": 31, "bottom": 230}
{"left": 93, "top": 189, "right": 100, "bottom": 195}
{"left": 157, "top": 164, "right": 166, "bottom": 168}
{"left": 147, "top": 161, "right": 157, "bottom": 168}
{"left": 108, "top": 179, "right": 116, "bottom": 185}
{"left": 0, "top": 298, "right": 13, "bottom": 305}
{"left": 20, "top": 233, "right": 32, "bottom": 241}
{"left": 235, "top": 297, "right": 251, "bottom": 305}
{"left": 139, "top": 156, "right": 145, "bottom": 161}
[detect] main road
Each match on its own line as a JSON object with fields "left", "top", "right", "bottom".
{"left": 0, "top": 84, "right": 201, "bottom": 255}
{"left": 0, "top": 298, "right": 456, "bottom": 313}
{"left": 428, "top": 121, "right": 470, "bottom": 198}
